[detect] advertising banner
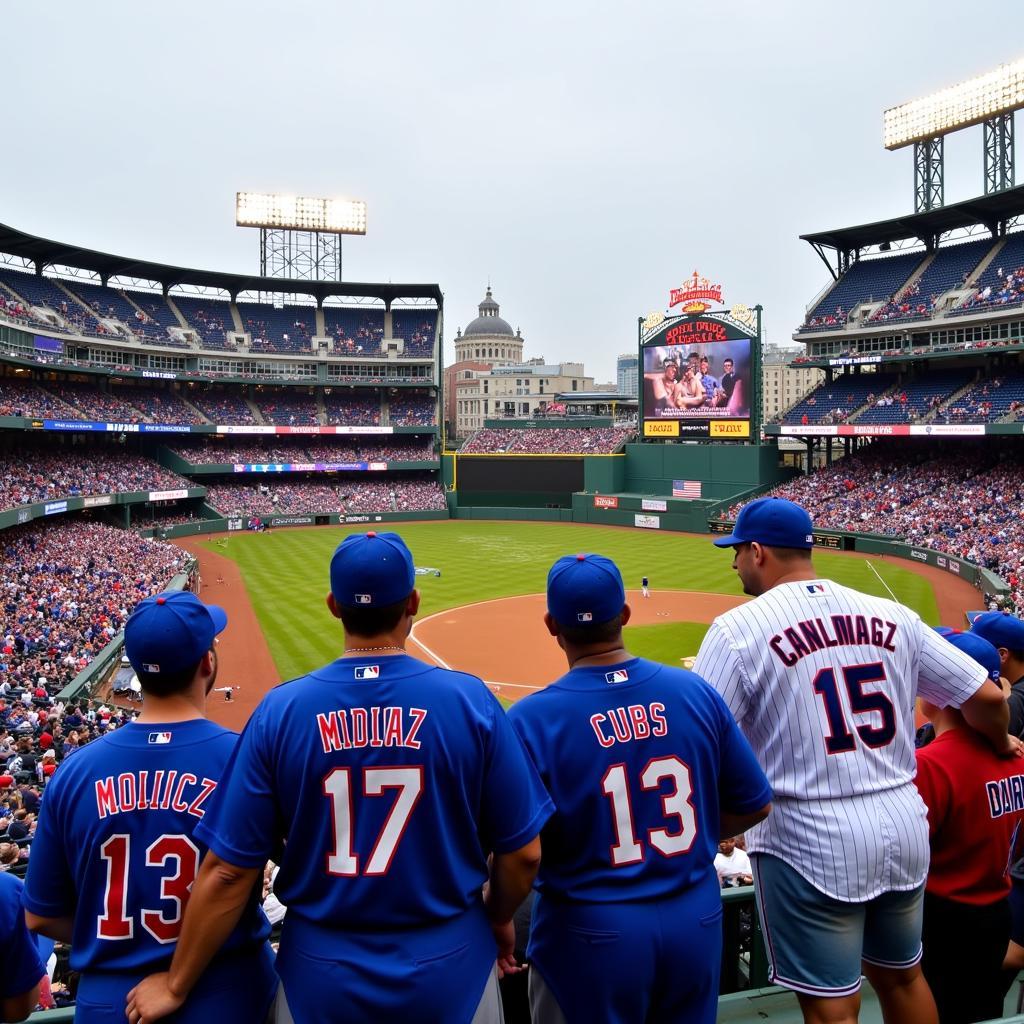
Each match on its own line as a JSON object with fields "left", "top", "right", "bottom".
{"left": 148, "top": 489, "right": 189, "bottom": 501}
{"left": 594, "top": 495, "right": 619, "bottom": 509}
{"left": 641, "top": 498, "right": 668, "bottom": 512}
{"left": 634, "top": 514, "right": 660, "bottom": 530}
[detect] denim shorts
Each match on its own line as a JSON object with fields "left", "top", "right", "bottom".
{"left": 751, "top": 853, "right": 924, "bottom": 997}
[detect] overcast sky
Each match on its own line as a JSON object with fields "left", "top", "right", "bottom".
{"left": 3, "top": 1, "right": 1022, "bottom": 381}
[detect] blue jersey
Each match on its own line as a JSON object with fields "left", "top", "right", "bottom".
{"left": 0, "top": 873, "right": 44, "bottom": 1005}
{"left": 195, "top": 653, "right": 552, "bottom": 933}
{"left": 507, "top": 656, "right": 771, "bottom": 902}
{"left": 23, "top": 719, "right": 270, "bottom": 974}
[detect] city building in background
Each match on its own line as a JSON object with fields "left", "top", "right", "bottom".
{"left": 616, "top": 353, "right": 638, "bottom": 398}
{"left": 761, "top": 344, "right": 824, "bottom": 421}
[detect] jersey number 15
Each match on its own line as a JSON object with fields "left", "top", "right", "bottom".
{"left": 812, "top": 662, "right": 897, "bottom": 754}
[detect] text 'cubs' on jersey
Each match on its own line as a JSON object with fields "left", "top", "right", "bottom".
{"left": 23, "top": 719, "right": 270, "bottom": 974}
{"left": 508, "top": 657, "right": 771, "bottom": 902}
{"left": 693, "top": 578, "right": 988, "bottom": 900}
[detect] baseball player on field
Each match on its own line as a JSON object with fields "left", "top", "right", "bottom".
{"left": 692, "top": 497, "right": 1018, "bottom": 1024}
{"left": 23, "top": 590, "right": 277, "bottom": 1024}
{"left": 126, "top": 531, "right": 553, "bottom": 1024}
{"left": 508, "top": 553, "right": 772, "bottom": 1024}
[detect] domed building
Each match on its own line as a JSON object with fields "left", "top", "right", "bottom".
{"left": 453, "top": 287, "right": 523, "bottom": 366}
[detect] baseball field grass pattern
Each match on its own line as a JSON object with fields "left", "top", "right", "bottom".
{"left": 201, "top": 522, "right": 941, "bottom": 684}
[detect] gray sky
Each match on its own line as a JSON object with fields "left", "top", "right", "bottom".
{"left": 3, "top": 1, "right": 1021, "bottom": 381}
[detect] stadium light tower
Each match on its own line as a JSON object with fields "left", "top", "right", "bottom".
{"left": 235, "top": 192, "right": 367, "bottom": 281}
{"left": 883, "top": 58, "right": 1024, "bottom": 212}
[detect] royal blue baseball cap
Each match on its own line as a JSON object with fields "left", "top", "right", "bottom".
{"left": 547, "top": 553, "right": 626, "bottom": 627}
{"left": 713, "top": 497, "right": 815, "bottom": 550}
{"left": 124, "top": 591, "right": 227, "bottom": 679}
{"left": 330, "top": 531, "right": 415, "bottom": 608}
{"left": 943, "top": 630, "right": 1002, "bottom": 683}
{"left": 970, "top": 610, "right": 1024, "bottom": 652}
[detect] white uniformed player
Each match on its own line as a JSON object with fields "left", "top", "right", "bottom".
{"left": 692, "top": 497, "right": 1019, "bottom": 1024}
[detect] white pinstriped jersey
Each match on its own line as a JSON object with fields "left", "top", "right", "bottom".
{"left": 692, "top": 579, "right": 988, "bottom": 901}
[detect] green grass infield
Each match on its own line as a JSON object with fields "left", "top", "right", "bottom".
{"left": 203, "top": 521, "right": 941, "bottom": 685}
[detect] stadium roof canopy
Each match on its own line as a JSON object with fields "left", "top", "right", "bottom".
{"left": 801, "top": 185, "right": 1024, "bottom": 276}
{"left": 0, "top": 222, "right": 442, "bottom": 305}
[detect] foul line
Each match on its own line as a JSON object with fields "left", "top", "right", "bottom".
{"left": 866, "top": 560, "right": 900, "bottom": 603}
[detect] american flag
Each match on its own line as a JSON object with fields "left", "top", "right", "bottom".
{"left": 672, "top": 479, "right": 702, "bottom": 499}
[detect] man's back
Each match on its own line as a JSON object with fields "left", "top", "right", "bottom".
{"left": 693, "top": 578, "right": 987, "bottom": 899}
{"left": 507, "top": 657, "right": 770, "bottom": 903}
{"left": 24, "top": 719, "right": 269, "bottom": 974}
{"left": 195, "top": 653, "right": 550, "bottom": 930}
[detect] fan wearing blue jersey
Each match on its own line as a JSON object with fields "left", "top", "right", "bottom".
{"left": 23, "top": 591, "right": 276, "bottom": 1024}
{"left": 0, "top": 872, "right": 45, "bottom": 1022}
{"left": 507, "top": 554, "right": 773, "bottom": 1024}
{"left": 126, "top": 531, "right": 553, "bottom": 1024}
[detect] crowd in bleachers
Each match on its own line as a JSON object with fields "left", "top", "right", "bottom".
{"left": 0, "top": 520, "right": 189, "bottom": 695}
{"left": 206, "top": 475, "right": 446, "bottom": 516}
{"left": 169, "top": 436, "right": 435, "bottom": 464}
{"left": 854, "top": 370, "right": 963, "bottom": 425}
{"left": 253, "top": 391, "right": 319, "bottom": 426}
{"left": 322, "top": 307, "right": 384, "bottom": 355}
{"left": 459, "top": 426, "right": 634, "bottom": 454}
{"left": 187, "top": 390, "right": 256, "bottom": 424}
{"left": 779, "top": 374, "right": 897, "bottom": 425}
{"left": 323, "top": 391, "right": 382, "bottom": 425}
{"left": 0, "top": 269, "right": 102, "bottom": 337}
{"left": 237, "top": 303, "right": 316, "bottom": 355}
{"left": 938, "top": 373, "right": 1024, "bottom": 423}
{"left": 170, "top": 296, "right": 234, "bottom": 349}
{"left": 728, "top": 440, "right": 1024, "bottom": 609}
{"left": 389, "top": 392, "right": 436, "bottom": 425}
{"left": 0, "top": 444, "right": 189, "bottom": 510}
{"left": 0, "top": 381, "right": 79, "bottom": 420}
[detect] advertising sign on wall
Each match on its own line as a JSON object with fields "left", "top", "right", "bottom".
{"left": 634, "top": 514, "right": 660, "bottom": 530}
{"left": 593, "top": 495, "right": 619, "bottom": 509}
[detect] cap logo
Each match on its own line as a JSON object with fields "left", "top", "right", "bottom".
{"left": 148, "top": 732, "right": 172, "bottom": 744}
{"left": 354, "top": 666, "right": 380, "bottom": 680}
{"left": 805, "top": 534, "right": 814, "bottom": 543}
{"left": 354, "top": 594, "right": 372, "bottom": 605}
{"left": 143, "top": 662, "right": 161, "bottom": 673}
{"left": 606, "top": 669, "right": 630, "bottom": 684}
{"left": 578, "top": 612, "right": 593, "bottom": 622}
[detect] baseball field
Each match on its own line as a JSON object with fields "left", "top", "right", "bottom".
{"left": 178, "top": 520, "right": 982, "bottom": 727}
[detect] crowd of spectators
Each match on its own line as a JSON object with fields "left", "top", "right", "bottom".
{"left": 389, "top": 392, "right": 436, "bottom": 426}
{"left": 252, "top": 391, "right": 319, "bottom": 426}
{"left": 459, "top": 426, "right": 633, "bottom": 454}
{"left": 127, "top": 389, "right": 206, "bottom": 425}
{"left": 727, "top": 440, "right": 1024, "bottom": 609}
{"left": 958, "top": 263, "right": 1024, "bottom": 313}
{"left": 323, "top": 392, "right": 382, "bottom": 426}
{"left": 187, "top": 391, "right": 257, "bottom": 424}
{"left": 803, "top": 306, "right": 848, "bottom": 330}
{"left": 206, "top": 475, "right": 446, "bottom": 516}
{"left": 0, "top": 443, "right": 190, "bottom": 510}
{"left": 0, "top": 520, "right": 189, "bottom": 695}
{"left": 0, "top": 380, "right": 80, "bottom": 420}
{"left": 169, "top": 436, "right": 435, "bottom": 464}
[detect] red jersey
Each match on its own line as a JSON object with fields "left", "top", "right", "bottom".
{"left": 915, "top": 727, "right": 1024, "bottom": 905}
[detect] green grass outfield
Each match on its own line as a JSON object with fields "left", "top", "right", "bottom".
{"left": 204, "top": 520, "right": 941, "bottom": 684}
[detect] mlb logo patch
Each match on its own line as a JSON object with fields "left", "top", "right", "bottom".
{"left": 143, "top": 662, "right": 161, "bottom": 673}
{"left": 355, "top": 665, "right": 380, "bottom": 680}
{"left": 806, "top": 583, "right": 826, "bottom": 594}
{"left": 805, "top": 534, "right": 814, "bottom": 543}
{"left": 605, "top": 669, "right": 629, "bottom": 685}
{"left": 148, "top": 732, "right": 172, "bottom": 745}
{"left": 354, "top": 594, "right": 372, "bottom": 605}
{"left": 577, "top": 612, "right": 593, "bottom": 622}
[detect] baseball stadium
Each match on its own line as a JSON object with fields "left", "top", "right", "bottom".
{"left": 5, "top": 33, "right": 1024, "bottom": 1024}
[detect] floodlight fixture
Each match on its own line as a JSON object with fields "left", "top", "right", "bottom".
{"left": 884, "top": 58, "right": 1024, "bottom": 150}
{"left": 235, "top": 192, "right": 367, "bottom": 234}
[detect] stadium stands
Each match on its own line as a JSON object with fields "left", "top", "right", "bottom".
{"left": 853, "top": 369, "right": 963, "bottom": 424}
{"left": 125, "top": 389, "right": 207, "bottom": 425}
{"left": 0, "top": 268, "right": 101, "bottom": 336}
{"left": 390, "top": 312, "right": 436, "bottom": 357}
{"left": 869, "top": 238, "right": 990, "bottom": 323}
{"left": 388, "top": 392, "right": 436, "bottom": 426}
{"left": 800, "top": 252, "right": 923, "bottom": 331}
{"left": 205, "top": 475, "right": 446, "bottom": 516}
{"left": 43, "top": 382, "right": 147, "bottom": 424}
{"left": 236, "top": 301, "right": 316, "bottom": 354}
{"left": 252, "top": 390, "right": 319, "bottom": 426}
{"left": 459, "top": 426, "right": 633, "bottom": 454}
{"left": 952, "top": 232, "right": 1024, "bottom": 316}
{"left": 187, "top": 389, "right": 257, "bottom": 424}
{"left": 323, "top": 391, "right": 382, "bottom": 426}
{"left": 168, "top": 436, "right": 435, "bottom": 464}
{"left": 0, "top": 444, "right": 191, "bottom": 510}
{"left": 171, "top": 295, "right": 236, "bottom": 348}
{"left": 0, "top": 380, "right": 80, "bottom": 419}
{"left": 938, "top": 372, "right": 1024, "bottom": 423}
{"left": 779, "top": 374, "right": 897, "bottom": 425}
{"left": 322, "top": 306, "right": 385, "bottom": 355}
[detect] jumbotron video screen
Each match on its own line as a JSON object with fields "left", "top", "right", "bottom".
{"left": 640, "top": 312, "right": 758, "bottom": 441}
